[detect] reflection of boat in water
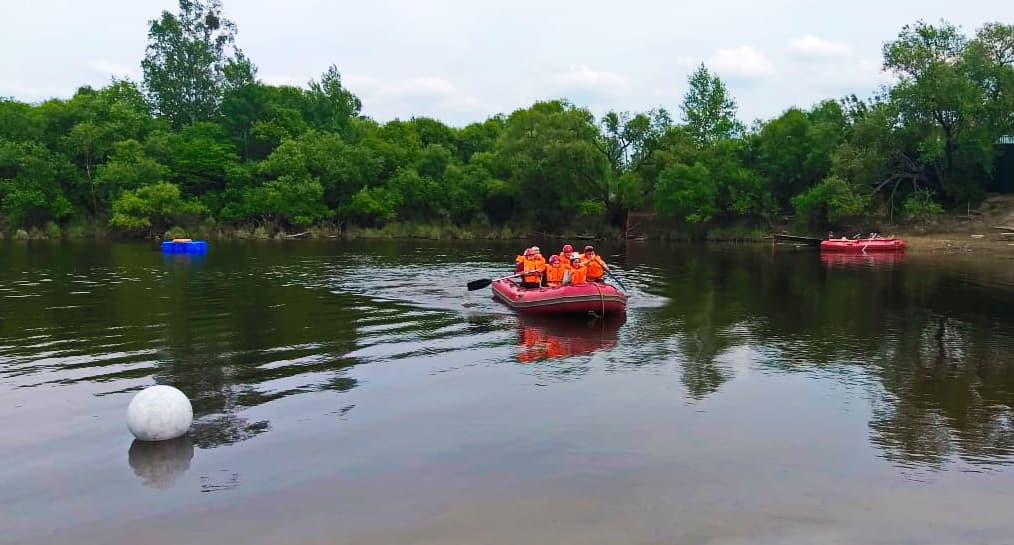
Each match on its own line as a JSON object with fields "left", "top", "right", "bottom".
{"left": 515, "top": 314, "right": 624, "bottom": 362}
{"left": 128, "top": 436, "right": 194, "bottom": 489}
{"left": 821, "top": 252, "right": 905, "bottom": 268}
{"left": 492, "top": 279, "right": 627, "bottom": 316}
{"left": 820, "top": 237, "right": 906, "bottom": 253}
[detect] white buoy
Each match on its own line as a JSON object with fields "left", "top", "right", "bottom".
{"left": 126, "top": 385, "right": 193, "bottom": 441}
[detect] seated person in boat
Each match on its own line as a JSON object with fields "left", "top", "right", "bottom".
{"left": 519, "top": 248, "right": 545, "bottom": 288}
{"left": 558, "top": 244, "right": 574, "bottom": 263}
{"left": 582, "top": 245, "right": 609, "bottom": 283}
{"left": 543, "top": 255, "right": 567, "bottom": 287}
{"left": 532, "top": 246, "right": 546, "bottom": 266}
{"left": 515, "top": 246, "right": 532, "bottom": 272}
{"left": 566, "top": 256, "right": 587, "bottom": 284}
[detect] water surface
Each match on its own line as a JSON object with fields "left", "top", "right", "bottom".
{"left": 2, "top": 241, "right": 1014, "bottom": 544}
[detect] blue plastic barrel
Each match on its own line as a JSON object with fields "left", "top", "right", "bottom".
{"left": 160, "top": 240, "right": 208, "bottom": 254}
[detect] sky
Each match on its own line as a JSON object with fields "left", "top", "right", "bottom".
{"left": 0, "top": 0, "right": 1006, "bottom": 126}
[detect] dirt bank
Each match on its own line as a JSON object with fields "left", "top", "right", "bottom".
{"left": 896, "top": 194, "right": 1014, "bottom": 255}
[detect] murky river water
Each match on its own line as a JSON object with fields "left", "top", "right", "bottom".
{"left": 3, "top": 240, "right": 1014, "bottom": 544}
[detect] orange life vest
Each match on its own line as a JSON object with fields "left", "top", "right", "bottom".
{"left": 544, "top": 263, "right": 567, "bottom": 286}
{"left": 568, "top": 265, "right": 587, "bottom": 284}
{"left": 522, "top": 257, "right": 544, "bottom": 284}
{"left": 584, "top": 254, "right": 606, "bottom": 280}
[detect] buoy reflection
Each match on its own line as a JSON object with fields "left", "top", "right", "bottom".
{"left": 515, "top": 314, "right": 624, "bottom": 363}
{"left": 128, "top": 436, "right": 194, "bottom": 489}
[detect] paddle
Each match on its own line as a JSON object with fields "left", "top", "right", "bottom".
{"left": 604, "top": 267, "right": 628, "bottom": 291}
{"left": 467, "top": 269, "right": 542, "bottom": 291}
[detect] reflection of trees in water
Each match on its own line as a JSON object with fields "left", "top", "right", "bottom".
{"left": 640, "top": 251, "right": 753, "bottom": 399}
{"left": 150, "top": 271, "right": 366, "bottom": 448}
{"left": 636, "top": 246, "right": 1014, "bottom": 467}
{"left": 3, "top": 246, "right": 371, "bottom": 450}
{"left": 869, "top": 314, "right": 1014, "bottom": 468}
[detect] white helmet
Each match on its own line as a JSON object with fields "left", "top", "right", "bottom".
{"left": 532, "top": 246, "right": 540, "bottom": 253}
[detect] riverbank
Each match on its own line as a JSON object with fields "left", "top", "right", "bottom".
{"left": 3, "top": 194, "right": 1013, "bottom": 253}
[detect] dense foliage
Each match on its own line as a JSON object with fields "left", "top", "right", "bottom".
{"left": 0, "top": 3, "right": 1011, "bottom": 238}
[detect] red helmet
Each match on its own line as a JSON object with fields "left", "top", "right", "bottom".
{"left": 584, "top": 245, "right": 595, "bottom": 252}
{"left": 524, "top": 248, "right": 534, "bottom": 256}
{"left": 562, "top": 244, "right": 574, "bottom": 253}
{"left": 549, "top": 255, "right": 561, "bottom": 263}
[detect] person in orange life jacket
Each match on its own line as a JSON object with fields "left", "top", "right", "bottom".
{"left": 514, "top": 246, "right": 532, "bottom": 273}
{"left": 558, "top": 244, "right": 574, "bottom": 263}
{"left": 531, "top": 246, "right": 547, "bottom": 269}
{"left": 567, "top": 255, "right": 587, "bottom": 284}
{"left": 520, "top": 248, "right": 545, "bottom": 288}
{"left": 582, "top": 245, "right": 608, "bottom": 282}
{"left": 543, "top": 255, "right": 567, "bottom": 287}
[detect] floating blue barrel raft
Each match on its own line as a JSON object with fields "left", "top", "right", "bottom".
{"left": 160, "top": 239, "right": 208, "bottom": 254}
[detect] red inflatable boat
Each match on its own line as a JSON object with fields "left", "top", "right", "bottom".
{"left": 491, "top": 279, "right": 627, "bottom": 316}
{"left": 820, "top": 237, "right": 906, "bottom": 253}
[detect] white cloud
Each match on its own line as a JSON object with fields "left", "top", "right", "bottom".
{"left": 788, "top": 35, "right": 852, "bottom": 60}
{"left": 552, "top": 64, "right": 629, "bottom": 97}
{"left": 341, "top": 74, "right": 484, "bottom": 123}
{"left": 385, "top": 76, "right": 456, "bottom": 98}
{"left": 345, "top": 74, "right": 457, "bottom": 98}
{"left": 707, "top": 46, "right": 775, "bottom": 80}
{"left": 87, "top": 59, "right": 137, "bottom": 78}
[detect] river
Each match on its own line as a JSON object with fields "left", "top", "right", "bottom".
{"left": 2, "top": 240, "right": 1014, "bottom": 544}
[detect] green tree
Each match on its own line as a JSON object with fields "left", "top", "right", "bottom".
{"left": 496, "top": 100, "right": 609, "bottom": 229}
{"left": 142, "top": 0, "right": 246, "bottom": 127}
{"left": 0, "top": 140, "right": 75, "bottom": 227}
{"left": 304, "top": 65, "right": 362, "bottom": 135}
{"left": 0, "top": 99, "right": 43, "bottom": 143}
{"left": 342, "top": 186, "right": 402, "bottom": 225}
{"left": 220, "top": 83, "right": 309, "bottom": 160}
{"left": 109, "top": 181, "right": 205, "bottom": 235}
{"left": 229, "top": 176, "right": 330, "bottom": 227}
{"left": 94, "top": 140, "right": 171, "bottom": 206}
{"left": 457, "top": 116, "right": 505, "bottom": 162}
{"left": 653, "top": 163, "right": 717, "bottom": 223}
{"left": 882, "top": 21, "right": 991, "bottom": 204}
{"left": 681, "top": 64, "right": 743, "bottom": 146}
{"left": 149, "top": 122, "right": 239, "bottom": 196}
{"left": 756, "top": 101, "right": 846, "bottom": 208}
{"left": 791, "top": 175, "right": 868, "bottom": 227}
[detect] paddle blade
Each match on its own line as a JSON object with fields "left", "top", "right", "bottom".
{"left": 467, "top": 278, "right": 493, "bottom": 291}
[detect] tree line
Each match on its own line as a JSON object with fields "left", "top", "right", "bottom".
{"left": 1, "top": 0, "right": 1011, "bottom": 239}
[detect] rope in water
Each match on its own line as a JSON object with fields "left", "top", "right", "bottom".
{"left": 593, "top": 281, "right": 605, "bottom": 318}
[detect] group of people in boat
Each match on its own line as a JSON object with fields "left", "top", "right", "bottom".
{"left": 514, "top": 244, "right": 609, "bottom": 289}
{"left": 827, "top": 232, "right": 891, "bottom": 240}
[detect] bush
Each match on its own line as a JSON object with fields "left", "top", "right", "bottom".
{"left": 43, "top": 221, "right": 61, "bottom": 239}
{"left": 163, "top": 226, "right": 189, "bottom": 239}
{"left": 109, "top": 182, "right": 205, "bottom": 236}
{"left": 65, "top": 223, "right": 88, "bottom": 239}
{"left": 901, "top": 189, "right": 944, "bottom": 221}
{"left": 791, "top": 175, "right": 868, "bottom": 227}
{"left": 13, "top": 229, "right": 29, "bottom": 240}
